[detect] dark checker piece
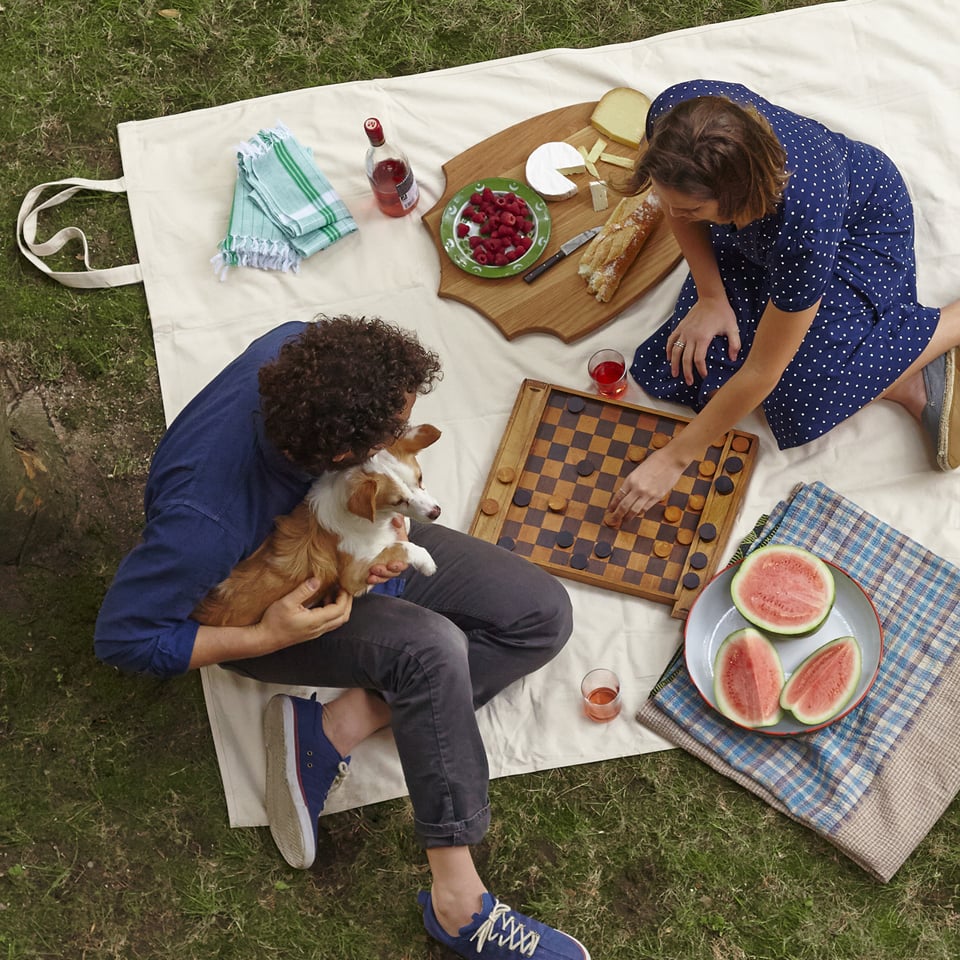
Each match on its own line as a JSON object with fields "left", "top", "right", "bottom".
{"left": 513, "top": 488, "right": 532, "bottom": 507}
{"left": 683, "top": 572, "right": 701, "bottom": 590}
{"left": 715, "top": 475, "right": 735, "bottom": 495}
{"left": 689, "top": 551, "right": 708, "bottom": 569}
{"left": 594, "top": 541, "right": 613, "bottom": 559}
{"left": 497, "top": 536, "right": 516, "bottom": 550}
{"left": 556, "top": 530, "right": 575, "bottom": 548}
{"left": 725, "top": 456, "right": 744, "bottom": 473}
{"left": 576, "top": 459, "right": 595, "bottom": 477}
{"left": 570, "top": 553, "right": 589, "bottom": 570}
{"left": 698, "top": 523, "right": 717, "bottom": 542}
{"left": 567, "top": 396, "right": 586, "bottom": 413}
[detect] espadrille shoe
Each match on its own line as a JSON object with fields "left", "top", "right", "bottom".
{"left": 921, "top": 347, "right": 960, "bottom": 470}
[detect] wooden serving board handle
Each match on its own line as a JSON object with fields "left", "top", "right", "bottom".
{"left": 421, "top": 101, "right": 682, "bottom": 343}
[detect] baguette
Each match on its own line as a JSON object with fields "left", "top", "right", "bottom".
{"left": 578, "top": 191, "right": 663, "bottom": 303}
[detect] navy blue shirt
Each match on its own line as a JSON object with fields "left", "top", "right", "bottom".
{"left": 94, "top": 321, "right": 315, "bottom": 677}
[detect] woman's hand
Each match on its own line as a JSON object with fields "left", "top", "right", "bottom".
{"left": 607, "top": 447, "right": 687, "bottom": 523}
{"left": 666, "top": 294, "right": 741, "bottom": 385}
{"left": 254, "top": 580, "right": 353, "bottom": 653}
{"left": 367, "top": 515, "right": 410, "bottom": 584}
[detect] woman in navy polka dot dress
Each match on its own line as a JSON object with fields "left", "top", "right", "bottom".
{"left": 610, "top": 79, "right": 960, "bottom": 523}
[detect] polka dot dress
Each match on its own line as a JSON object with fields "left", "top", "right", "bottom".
{"left": 629, "top": 79, "right": 939, "bottom": 449}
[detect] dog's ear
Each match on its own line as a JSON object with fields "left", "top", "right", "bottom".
{"left": 346, "top": 476, "right": 379, "bottom": 523}
{"left": 402, "top": 423, "right": 441, "bottom": 453}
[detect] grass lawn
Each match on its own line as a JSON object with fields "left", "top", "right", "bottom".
{"left": 2, "top": 1, "right": 959, "bottom": 957}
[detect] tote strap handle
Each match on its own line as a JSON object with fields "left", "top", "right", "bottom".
{"left": 16, "top": 177, "right": 143, "bottom": 289}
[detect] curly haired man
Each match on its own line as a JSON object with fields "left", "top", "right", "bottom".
{"left": 95, "top": 315, "right": 589, "bottom": 959}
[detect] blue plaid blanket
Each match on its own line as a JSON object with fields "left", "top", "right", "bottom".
{"left": 638, "top": 481, "right": 960, "bottom": 880}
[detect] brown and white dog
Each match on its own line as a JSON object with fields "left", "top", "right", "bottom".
{"left": 193, "top": 424, "right": 442, "bottom": 627}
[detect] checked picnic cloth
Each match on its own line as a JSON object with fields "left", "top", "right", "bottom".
{"left": 637, "top": 481, "right": 960, "bottom": 882}
{"left": 212, "top": 122, "right": 357, "bottom": 279}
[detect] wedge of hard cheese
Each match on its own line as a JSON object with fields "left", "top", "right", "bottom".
{"left": 578, "top": 191, "right": 663, "bottom": 303}
{"left": 590, "top": 88, "right": 651, "bottom": 149}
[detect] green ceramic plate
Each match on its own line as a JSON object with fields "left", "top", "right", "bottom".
{"left": 439, "top": 177, "right": 551, "bottom": 278}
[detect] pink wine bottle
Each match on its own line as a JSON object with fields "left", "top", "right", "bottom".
{"left": 363, "top": 117, "right": 420, "bottom": 217}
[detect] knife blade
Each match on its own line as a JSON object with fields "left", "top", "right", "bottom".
{"left": 522, "top": 225, "right": 603, "bottom": 283}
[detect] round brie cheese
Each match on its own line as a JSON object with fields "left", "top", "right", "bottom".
{"left": 524, "top": 142, "right": 584, "bottom": 201}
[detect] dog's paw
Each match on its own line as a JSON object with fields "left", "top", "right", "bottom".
{"left": 404, "top": 543, "right": 437, "bottom": 577}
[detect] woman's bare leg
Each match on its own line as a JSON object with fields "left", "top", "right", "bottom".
{"left": 880, "top": 299, "right": 960, "bottom": 420}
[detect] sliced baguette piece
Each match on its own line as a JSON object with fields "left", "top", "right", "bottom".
{"left": 578, "top": 191, "right": 663, "bottom": 303}
{"left": 590, "top": 87, "right": 652, "bottom": 149}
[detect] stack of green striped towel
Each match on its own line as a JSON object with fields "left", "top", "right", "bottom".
{"left": 212, "top": 121, "right": 357, "bottom": 279}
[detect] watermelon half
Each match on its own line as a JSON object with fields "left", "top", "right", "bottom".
{"left": 730, "top": 544, "right": 835, "bottom": 635}
{"left": 713, "top": 627, "right": 785, "bottom": 728}
{"left": 780, "top": 635, "right": 862, "bottom": 726}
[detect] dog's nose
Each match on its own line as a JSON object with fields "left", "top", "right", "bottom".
{"left": 427, "top": 505, "right": 441, "bottom": 521}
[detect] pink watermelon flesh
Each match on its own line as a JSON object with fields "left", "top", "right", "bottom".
{"left": 731, "top": 544, "right": 835, "bottom": 635}
{"left": 713, "top": 627, "right": 784, "bottom": 728}
{"left": 780, "top": 635, "right": 862, "bottom": 725}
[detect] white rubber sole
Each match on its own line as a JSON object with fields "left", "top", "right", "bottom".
{"left": 263, "top": 695, "right": 316, "bottom": 869}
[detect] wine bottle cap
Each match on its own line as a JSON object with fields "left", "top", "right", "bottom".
{"left": 363, "top": 117, "right": 385, "bottom": 146}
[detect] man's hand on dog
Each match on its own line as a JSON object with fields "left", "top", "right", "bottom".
{"left": 366, "top": 515, "right": 410, "bottom": 585}
{"left": 256, "top": 579, "right": 353, "bottom": 651}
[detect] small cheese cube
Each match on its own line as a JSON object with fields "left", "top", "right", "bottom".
{"left": 589, "top": 181, "right": 609, "bottom": 212}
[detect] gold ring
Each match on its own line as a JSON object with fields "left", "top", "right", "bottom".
{"left": 673, "top": 340, "right": 685, "bottom": 351}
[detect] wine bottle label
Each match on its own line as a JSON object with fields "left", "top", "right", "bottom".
{"left": 396, "top": 169, "right": 419, "bottom": 210}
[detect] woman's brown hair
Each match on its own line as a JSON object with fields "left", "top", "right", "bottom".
{"left": 628, "top": 94, "right": 790, "bottom": 225}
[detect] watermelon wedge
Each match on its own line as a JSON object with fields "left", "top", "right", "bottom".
{"left": 730, "top": 544, "right": 835, "bottom": 635}
{"left": 780, "top": 635, "right": 862, "bottom": 725}
{"left": 713, "top": 627, "right": 785, "bottom": 728}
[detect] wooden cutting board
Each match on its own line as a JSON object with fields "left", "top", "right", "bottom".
{"left": 421, "top": 100, "right": 682, "bottom": 343}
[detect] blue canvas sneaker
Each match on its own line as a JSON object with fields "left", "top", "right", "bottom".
{"left": 418, "top": 890, "right": 591, "bottom": 959}
{"left": 263, "top": 693, "right": 350, "bottom": 869}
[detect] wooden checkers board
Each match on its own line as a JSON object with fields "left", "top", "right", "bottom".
{"left": 469, "top": 380, "right": 759, "bottom": 619}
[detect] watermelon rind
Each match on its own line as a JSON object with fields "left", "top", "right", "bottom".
{"left": 730, "top": 544, "right": 836, "bottom": 636}
{"left": 713, "top": 627, "right": 785, "bottom": 728}
{"left": 780, "top": 635, "right": 862, "bottom": 726}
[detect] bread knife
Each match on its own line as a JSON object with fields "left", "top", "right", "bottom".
{"left": 522, "top": 225, "right": 603, "bottom": 283}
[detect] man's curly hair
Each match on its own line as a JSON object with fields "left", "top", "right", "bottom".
{"left": 259, "top": 315, "right": 442, "bottom": 475}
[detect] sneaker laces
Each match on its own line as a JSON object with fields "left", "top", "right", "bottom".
{"left": 470, "top": 899, "right": 541, "bottom": 956}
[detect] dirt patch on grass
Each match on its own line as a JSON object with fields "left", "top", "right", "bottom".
{"left": 1, "top": 340, "right": 161, "bottom": 566}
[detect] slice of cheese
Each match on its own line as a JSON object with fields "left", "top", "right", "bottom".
{"left": 586, "top": 137, "right": 607, "bottom": 163}
{"left": 524, "top": 141, "right": 584, "bottom": 200}
{"left": 589, "top": 180, "right": 609, "bottom": 212}
{"left": 599, "top": 152, "right": 636, "bottom": 170}
{"left": 576, "top": 146, "right": 600, "bottom": 179}
{"left": 590, "top": 87, "right": 652, "bottom": 148}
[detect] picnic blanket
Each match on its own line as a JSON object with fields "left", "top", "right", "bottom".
{"left": 17, "top": 0, "right": 960, "bottom": 835}
{"left": 637, "top": 482, "right": 960, "bottom": 882}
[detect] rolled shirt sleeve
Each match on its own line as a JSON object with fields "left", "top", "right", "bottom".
{"left": 94, "top": 505, "right": 245, "bottom": 678}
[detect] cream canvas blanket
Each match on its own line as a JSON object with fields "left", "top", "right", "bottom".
{"left": 105, "top": 0, "right": 960, "bottom": 826}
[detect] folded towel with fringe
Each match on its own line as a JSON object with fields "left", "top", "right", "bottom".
{"left": 212, "top": 122, "right": 357, "bottom": 279}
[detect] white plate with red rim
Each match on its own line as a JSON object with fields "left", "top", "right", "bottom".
{"left": 684, "top": 558, "right": 884, "bottom": 735}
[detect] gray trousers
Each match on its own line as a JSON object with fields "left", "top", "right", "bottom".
{"left": 225, "top": 522, "right": 573, "bottom": 848}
